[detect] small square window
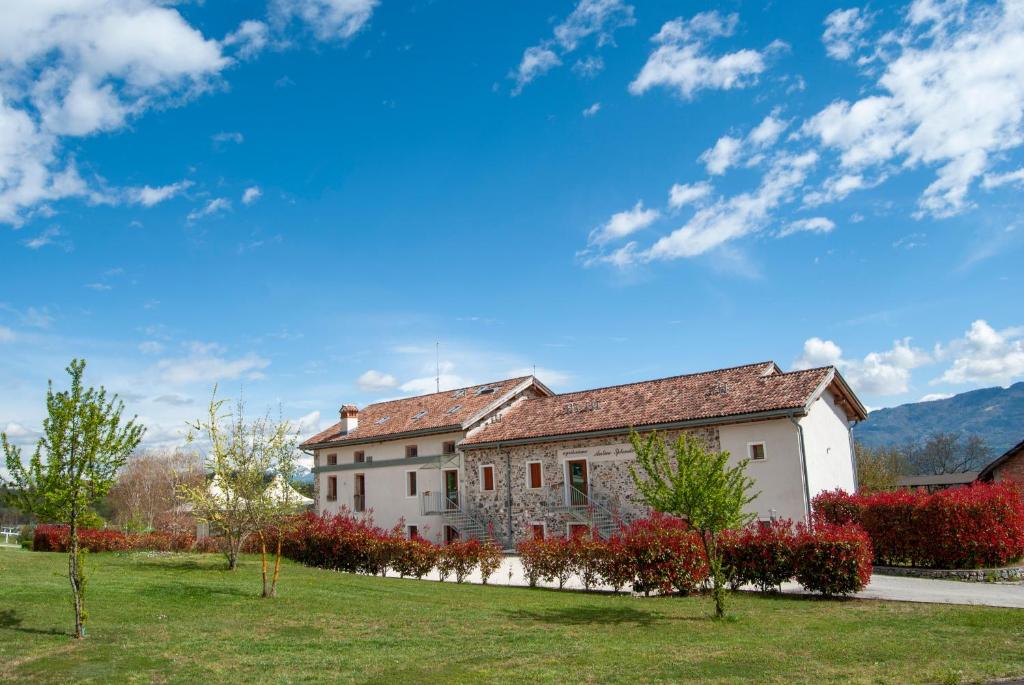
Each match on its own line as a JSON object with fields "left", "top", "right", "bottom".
{"left": 443, "top": 441, "right": 456, "bottom": 455}
{"left": 527, "top": 461, "right": 543, "bottom": 489}
{"left": 480, "top": 465, "right": 495, "bottom": 492}
{"left": 354, "top": 451, "right": 365, "bottom": 463}
{"left": 531, "top": 523, "right": 545, "bottom": 540}
{"left": 749, "top": 443, "right": 766, "bottom": 461}
{"left": 326, "top": 453, "right": 337, "bottom": 466}
{"left": 406, "top": 471, "right": 417, "bottom": 497}
{"left": 406, "top": 445, "right": 418, "bottom": 458}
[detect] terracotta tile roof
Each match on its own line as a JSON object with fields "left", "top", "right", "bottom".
{"left": 301, "top": 377, "right": 534, "bottom": 448}
{"left": 462, "top": 362, "right": 853, "bottom": 446}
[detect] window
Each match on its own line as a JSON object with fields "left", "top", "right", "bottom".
{"left": 353, "top": 474, "right": 365, "bottom": 512}
{"left": 531, "top": 523, "right": 546, "bottom": 540}
{"left": 405, "top": 445, "right": 418, "bottom": 458}
{"left": 406, "top": 471, "right": 417, "bottom": 497}
{"left": 527, "top": 461, "right": 543, "bottom": 489}
{"left": 411, "top": 409, "right": 428, "bottom": 420}
{"left": 480, "top": 464, "right": 495, "bottom": 492}
{"left": 568, "top": 523, "right": 590, "bottom": 539}
{"left": 354, "top": 450, "right": 365, "bottom": 463}
{"left": 407, "top": 525, "right": 419, "bottom": 539}
{"left": 326, "top": 453, "right": 337, "bottom": 466}
{"left": 748, "top": 442, "right": 766, "bottom": 461}
{"left": 326, "top": 476, "right": 338, "bottom": 501}
{"left": 443, "top": 441, "right": 456, "bottom": 455}
{"left": 444, "top": 525, "right": 459, "bottom": 544}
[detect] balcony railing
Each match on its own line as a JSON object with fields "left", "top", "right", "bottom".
{"left": 420, "top": 490, "right": 459, "bottom": 516}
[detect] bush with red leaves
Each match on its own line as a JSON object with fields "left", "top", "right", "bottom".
{"left": 721, "top": 519, "right": 796, "bottom": 592}
{"left": 793, "top": 523, "right": 873, "bottom": 596}
{"left": 613, "top": 513, "right": 708, "bottom": 596}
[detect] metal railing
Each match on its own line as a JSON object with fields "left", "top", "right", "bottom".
{"left": 420, "top": 491, "right": 460, "bottom": 515}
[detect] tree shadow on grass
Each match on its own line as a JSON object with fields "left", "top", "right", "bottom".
{"left": 138, "top": 581, "right": 251, "bottom": 600}
{"left": 503, "top": 605, "right": 673, "bottom": 627}
{"left": 0, "top": 609, "right": 66, "bottom": 636}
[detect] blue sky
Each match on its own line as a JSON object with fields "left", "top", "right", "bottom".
{"left": 1, "top": 0, "right": 1023, "bottom": 456}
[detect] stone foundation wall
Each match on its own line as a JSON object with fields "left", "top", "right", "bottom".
{"left": 462, "top": 428, "right": 719, "bottom": 545}
{"left": 874, "top": 565, "right": 1024, "bottom": 582}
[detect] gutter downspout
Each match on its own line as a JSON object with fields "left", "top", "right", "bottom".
{"left": 848, "top": 420, "right": 860, "bottom": 494}
{"left": 504, "top": 446, "right": 514, "bottom": 550}
{"left": 300, "top": 448, "right": 317, "bottom": 512}
{"left": 787, "top": 414, "right": 812, "bottom": 524}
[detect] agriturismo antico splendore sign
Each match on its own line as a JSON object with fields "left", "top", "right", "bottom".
{"left": 558, "top": 443, "right": 636, "bottom": 463}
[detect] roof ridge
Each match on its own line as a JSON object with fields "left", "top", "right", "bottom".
{"left": 358, "top": 376, "right": 531, "bottom": 410}
{"left": 540, "top": 361, "right": 780, "bottom": 399}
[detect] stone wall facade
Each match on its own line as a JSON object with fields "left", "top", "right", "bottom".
{"left": 461, "top": 427, "right": 719, "bottom": 545}
{"left": 992, "top": 447, "right": 1024, "bottom": 484}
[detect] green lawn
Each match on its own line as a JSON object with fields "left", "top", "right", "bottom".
{"left": 1, "top": 548, "right": 1023, "bottom": 684}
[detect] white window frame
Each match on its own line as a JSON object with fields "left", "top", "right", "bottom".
{"left": 404, "top": 469, "right": 418, "bottom": 498}
{"left": 747, "top": 441, "right": 767, "bottom": 462}
{"left": 479, "top": 464, "right": 496, "bottom": 492}
{"left": 526, "top": 460, "right": 545, "bottom": 489}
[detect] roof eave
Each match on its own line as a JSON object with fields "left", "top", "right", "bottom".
{"left": 303, "top": 423, "right": 464, "bottom": 450}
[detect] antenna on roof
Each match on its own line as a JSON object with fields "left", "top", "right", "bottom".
{"left": 435, "top": 341, "right": 440, "bottom": 393}
{"left": 533, "top": 363, "right": 536, "bottom": 377}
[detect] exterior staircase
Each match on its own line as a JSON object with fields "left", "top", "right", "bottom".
{"left": 420, "top": 491, "right": 500, "bottom": 544}
{"left": 543, "top": 482, "right": 632, "bottom": 539}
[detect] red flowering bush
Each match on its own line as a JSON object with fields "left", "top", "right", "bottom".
{"left": 391, "top": 537, "right": 441, "bottom": 579}
{"left": 793, "top": 523, "right": 873, "bottom": 596}
{"left": 280, "top": 511, "right": 403, "bottom": 574}
{"left": 812, "top": 489, "right": 863, "bottom": 526}
{"left": 569, "top": 534, "right": 607, "bottom": 591}
{"left": 721, "top": 520, "right": 796, "bottom": 592}
{"left": 516, "top": 537, "right": 546, "bottom": 587}
{"left": 596, "top": 534, "right": 634, "bottom": 593}
{"left": 32, "top": 525, "right": 195, "bottom": 553}
{"left": 440, "top": 539, "right": 484, "bottom": 583}
{"left": 813, "top": 483, "right": 1024, "bottom": 569}
{"left": 516, "top": 536, "right": 574, "bottom": 588}
{"left": 615, "top": 513, "right": 708, "bottom": 596}
{"left": 478, "top": 540, "right": 505, "bottom": 584}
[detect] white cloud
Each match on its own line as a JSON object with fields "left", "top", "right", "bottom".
{"left": 937, "top": 319, "right": 1024, "bottom": 386}
{"left": 778, "top": 216, "right": 835, "bottom": 238}
{"left": 242, "top": 186, "right": 262, "bottom": 205}
{"left": 139, "top": 340, "right": 164, "bottom": 355}
{"left": 0, "top": 0, "right": 231, "bottom": 224}
{"left": 2, "top": 421, "right": 39, "bottom": 446}
{"left": 400, "top": 374, "right": 467, "bottom": 395}
{"left": 130, "top": 180, "right": 192, "bottom": 207}
{"left": 22, "top": 226, "right": 70, "bottom": 250}
{"left": 668, "top": 181, "right": 712, "bottom": 209}
{"left": 212, "top": 131, "right": 244, "bottom": 145}
{"left": 803, "top": 0, "right": 1024, "bottom": 217}
{"left": 982, "top": 167, "right": 1024, "bottom": 189}
{"left": 356, "top": 369, "right": 398, "bottom": 391}
{"left": 506, "top": 366, "right": 571, "bottom": 388}
{"left": 700, "top": 136, "right": 742, "bottom": 175}
{"left": 271, "top": 0, "right": 378, "bottom": 41}
{"left": 85, "top": 282, "right": 112, "bottom": 291}
{"left": 822, "top": 8, "right": 874, "bottom": 61}
{"left": 748, "top": 111, "right": 788, "bottom": 146}
{"left": 920, "top": 392, "right": 953, "bottom": 402}
{"left": 0, "top": 326, "right": 15, "bottom": 343}
{"left": 186, "top": 197, "right": 231, "bottom": 222}
{"left": 511, "top": 0, "right": 635, "bottom": 94}
{"left": 794, "top": 335, "right": 931, "bottom": 396}
{"left": 156, "top": 342, "right": 270, "bottom": 385}
{"left": 582, "top": 102, "right": 602, "bottom": 118}
{"left": 223, "top": 20, "right": 269, "bottom": 60}
{"left": 589, "top": 201, "right": 660, "bottom": 246}
{"left": 629, "top": 12, "right": 773, "bottom": 99}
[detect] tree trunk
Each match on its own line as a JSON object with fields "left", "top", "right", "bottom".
{"left": 700, "top": 531, "right": 727, "bottom": 619}
{"left": 269, "top": 533, "right": 282, "bottom": 598}
{"left": 68, "top": 517, "right": 86, "bottom": 639}
{"left": 259, "top": 532, "right": 271, "bottom": 598}
{"left": 225, "top": 532, "right": 239, "bottom": 570}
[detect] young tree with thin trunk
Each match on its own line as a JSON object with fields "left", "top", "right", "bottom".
{"left": 1, "top": 359, "right": 144, "bottom": 639}
{"left": 179, "top": 391, "right": 274, "bottom": 571}
{"left": 629, "top": 430, "right": 757, "bottom": 619}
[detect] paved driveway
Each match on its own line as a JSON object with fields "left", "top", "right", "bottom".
{"left": 386, "top": 556, "right": 1024, "bottom": 608}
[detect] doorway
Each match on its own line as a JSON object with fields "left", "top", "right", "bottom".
{"left": 566, "top": 459, "right": 588, "bottom": 506}
{"left": 443, "top": 469, "right": 459, "bottom": 510}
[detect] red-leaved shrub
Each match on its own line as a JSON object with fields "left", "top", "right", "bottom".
{"left": 614, "top": 513, "right": 708, "bottom": 595}
{"left": 793, "top": 523, "right": 873, "bottom": 596}
{"left": 721, "top": 519, "right": 796, "bottom": 592}
{"left": 32, "top": 525, "right": 194, "bottom": 553}
{"left": 391, "top": 537, "right": 441, "bottom": 579}
{"left": 813, "top": 483, "right": 1024, "bottom": 569}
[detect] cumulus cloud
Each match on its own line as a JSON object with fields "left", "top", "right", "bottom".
{"left": 778, "top": 216, "right": 835, "bottom": 238}
{"left": 822, "top": 8, "right": 874, "bottom": 60}
{"left": 223, "top": 20, "right": 270, "bottom": 60}
{"left": 0, "top": 0, "right": 231, "bottom": 224}
{"left": 668, "top": 181, "right": 712, "bottom": 209}
{"left": 588, "top": 201, "right": 660, "bottom": 246}
{"left": 700, "top": 110, "right": 788, "bottom": 175}
{"left": 271, "top": 0, "right": 378, "bottom": 41}
{"left": 700, "top": 136, "right": 742, "bottom": 175}
{"left": 212, "top": 131, "right": 244, "bottom": 145}
{"left": 130, "top": 180, "right": 192, "bottom": 207}
{"left": 803, "top": 0, "right": 1024, "bottom": 217}
{"left": 582, "top": 102, "right": 602, "bottom": 118}
{"left": 356, "top": 369, "right": 398, "bottom": 392}
{"left": 937, "top": 320, "right": 1024, "bottom": 386}
{"left": 629, "top": 11, "right": 777, "bottom": 99}
{"left": 511, "top": 0, "right": 635, "bottom": 94}
{"left": 156, "top": 342, "right": 270, "bottom": 385}
{"left": 982, "top": 167, "right": 1024, "bottom": 189}
{"left": 794, "top": 336, "right": 931, "bottom": 396}
{"left": 242, "top": 186, "right": 262, "bottom": 205}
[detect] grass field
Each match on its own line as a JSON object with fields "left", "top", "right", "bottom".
{"left": 2, "top": 547, "right": 1024, "bottom": 684}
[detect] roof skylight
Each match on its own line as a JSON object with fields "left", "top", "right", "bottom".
{"left": 374, "top": 416, "right": 391, "bottom": 425}
{"left": 446, "top": 404, "right": 463, "bottom": 414}
{"left": 475, "top": 386, "right": 496, "bottom": 396}
{"left": 451, "top": 389, "right": 466, "bottom": 399}
{"left": 411, "top": 410, "right": 428, "bottom": 420}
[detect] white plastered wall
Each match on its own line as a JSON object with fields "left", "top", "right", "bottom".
{"left": 718, "top": 418, "right": 806, "bottom": 522}
{"left": 799, "top": 388, "right": 857, "bottom": 500}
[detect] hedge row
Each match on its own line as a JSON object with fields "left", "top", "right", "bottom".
{"left": 33, "top": 525, "right": 195, "bottom": 553}
{"left": 813, "top": 482, "right": 1024, "bottom": 569}
{"left": 517, "top": 514, "right": 872, "bottom": 597}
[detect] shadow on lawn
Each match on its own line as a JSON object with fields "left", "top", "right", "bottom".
{"left": 0, "top": 609, "right": 66, "bottom": 636}
{"left": 139, "top": 582, "right": 251, "bottom": 600}
{"left": 504, "top": 605, "right": 670, "bottom": 626}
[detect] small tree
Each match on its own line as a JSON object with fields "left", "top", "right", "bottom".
{"left": 179, "top": 391, "right": 274, "bottom": 571}
{"left": 1, "top": 359, "right": 144, "bottom": 638}
{"left": 629, "top": 430, "right": 757, "bottom": 618}
{"left": 855, "top": 444, "right": 904, "bottom": 492}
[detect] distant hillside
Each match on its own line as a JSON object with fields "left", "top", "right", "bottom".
{"left": 854, "top": 381, "right": 1024, "bottom": 458}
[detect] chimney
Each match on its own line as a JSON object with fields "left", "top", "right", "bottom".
{"left": 339, "top": 404, "right": 359, "bottom": 434}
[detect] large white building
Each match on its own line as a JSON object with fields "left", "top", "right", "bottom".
{"left": 301, "top": 362, "right": 866, "bottom": 547}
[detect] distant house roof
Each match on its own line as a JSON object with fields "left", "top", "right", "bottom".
{"left": 978, "top": 439, "right": 1024, "bottom": 482}
{"left": 896, "top": 472, "right": 979, "bottom": 488}
{"left": 301, "top": 376, "right": 550, "bottom": 449}
{"left": 462, "top": 361, "right": 865, "bottom": 448}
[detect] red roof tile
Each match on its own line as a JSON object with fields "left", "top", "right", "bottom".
{"left": 462, "top": 362, "right": 859, "bottom": 446}
{"left": 301, "top": 377, "right": 536, "bottom": 448}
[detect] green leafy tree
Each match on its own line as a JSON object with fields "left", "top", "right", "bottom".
{"left": 1, "top": 359, "right": 144, "bottom": 639}
{"left": 629, "top": 430, "right": 758, "bottom": 618}
{"left": 855, "top": 444, "right": 904, "bottom": 492}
